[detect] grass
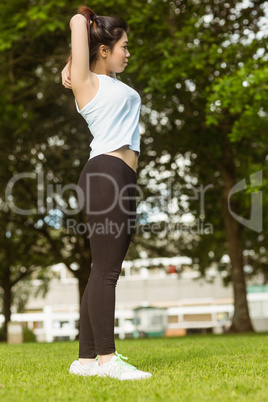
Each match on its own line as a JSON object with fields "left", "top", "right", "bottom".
{"left": 0, "top": 333, "right": 268, "bottom": 401}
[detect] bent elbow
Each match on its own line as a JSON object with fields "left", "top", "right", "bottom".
{"left": 70, "top": 14, "right": 87, "bottom": 29}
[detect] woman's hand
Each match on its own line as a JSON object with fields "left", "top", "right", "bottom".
{"left": 61, "top": 61, "right": 72, "bottom": 89}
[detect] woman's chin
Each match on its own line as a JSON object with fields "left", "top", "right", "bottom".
{"left": 117, "top": 65, "right": 128, "bottom": 73}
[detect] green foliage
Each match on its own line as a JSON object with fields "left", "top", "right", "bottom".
{"left": 206, "top": 60, "right": 268, "bottom": 144}
{"left": 0, "top": 0, "right": 66, "bottom": 51}
{"left": 0, "top": 325, "right": 36, "bottom": 342}
{"left": 23, "top": 326, "right": 37, "bottom": 343}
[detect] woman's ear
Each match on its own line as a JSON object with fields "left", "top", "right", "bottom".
{"left": 99, "top": 45, "right": 110, "bottom": 58}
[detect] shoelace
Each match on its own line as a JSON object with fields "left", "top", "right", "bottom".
{"left": 114, "top": 351, "right": 137, "bottom": 377}
{"left": 95, "top": 352, "right": 137, "bottom": 377}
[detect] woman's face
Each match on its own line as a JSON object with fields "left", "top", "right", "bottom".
{"left": 106, "top": 31, "right": 130, "bottom": 73}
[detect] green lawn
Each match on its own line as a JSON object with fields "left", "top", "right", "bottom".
{"left": 0, "top": 333, "right": 267, "bottom": 401}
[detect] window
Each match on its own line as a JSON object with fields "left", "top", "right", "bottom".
{"left": 52, "top": 320, "right": 71, "bottom": 329}
{"left": 33, "top": 321, "right": 43, "bottom": 329}
{"left": 168, "top": 315, "right": 178, "bottom": 323}
{"left": 184, "top": 314, "right": 212, "bottom": 322}
{"left": 133, "top": 317, "right": 141, "bottom": 325}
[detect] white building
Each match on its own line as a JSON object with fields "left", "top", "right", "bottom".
{"left": 1, "top": 259, "right": 268, "bottom": 342}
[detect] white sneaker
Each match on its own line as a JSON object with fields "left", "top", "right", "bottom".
{"left": 96, "top": 351, "right": 152, "bottom": 381}
{"left": 69, "top": 359, "right": 99, "bottom": 376}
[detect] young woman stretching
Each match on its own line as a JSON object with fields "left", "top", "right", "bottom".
{"left": 61, "top": 6, "right": 152, "bottom": 381}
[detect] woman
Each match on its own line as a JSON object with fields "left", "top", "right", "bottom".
{"left": 61, "top": 6, "right": 152, "bottom": 381}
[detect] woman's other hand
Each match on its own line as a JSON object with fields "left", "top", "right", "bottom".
{"left": 61, "top": 62, "right": 72, "bottom": 89}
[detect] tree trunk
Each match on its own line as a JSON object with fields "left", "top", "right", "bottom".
{"left": 2, "top": 281, "right": 12, "bottom": 342}
{"left": 221, "top": 158, "right": 254, "bottom": 333}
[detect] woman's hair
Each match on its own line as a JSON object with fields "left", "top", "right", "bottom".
{"left": 67, "top": 6, "right": 128, "bottom": 67}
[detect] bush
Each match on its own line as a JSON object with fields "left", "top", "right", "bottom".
{"left": 0, "top": 324, "right": 36, "bottom": 342}
{"left": 23, "top": 327, "right": 37, "bottom": 343}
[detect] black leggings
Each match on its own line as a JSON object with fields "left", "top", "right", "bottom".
{"left": 77, "top": 154, "right": 137, "bottom": 357}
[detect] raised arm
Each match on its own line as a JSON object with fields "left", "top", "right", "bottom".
{"left": 69, "top": 14, "right": 93, "bottom": 93}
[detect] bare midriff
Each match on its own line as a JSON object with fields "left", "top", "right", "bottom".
{"left": 104, "top": 145, "right": 138, "bottom": 173}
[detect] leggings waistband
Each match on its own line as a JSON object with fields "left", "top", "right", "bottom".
{"left": 88, "top": 154, "right": 137, "bottom": 180}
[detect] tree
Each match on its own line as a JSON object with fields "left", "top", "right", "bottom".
{"left": 0, "top": 0, "right": 93, "bottom": 340}
{"left": 124, "top": 0, "right": 268, "bottom": 332}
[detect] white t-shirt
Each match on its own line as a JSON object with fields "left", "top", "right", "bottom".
{"left": 75, "top": 72, "right": 141, "bottom": 160}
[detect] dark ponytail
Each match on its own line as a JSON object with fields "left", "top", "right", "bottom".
{"left": 77, "top": 6, "right": 97, "bottom": 35}
{"left": 66, "top": 5, "right": 128, "bottom": 68}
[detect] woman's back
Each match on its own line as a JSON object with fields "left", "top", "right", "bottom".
{"left": 75, "top": 73, "right": 141, "bottom": 160}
